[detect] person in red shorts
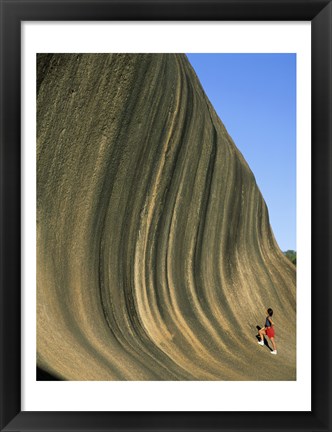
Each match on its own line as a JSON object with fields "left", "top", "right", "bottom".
{"left": 258, "top": 308, "right": 277, "bottom": 355}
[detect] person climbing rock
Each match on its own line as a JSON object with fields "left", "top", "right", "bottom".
{"left": 258, "top": 308, "right": 277, "bottom": 355}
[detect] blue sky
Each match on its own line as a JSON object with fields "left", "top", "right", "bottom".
{"left": 186, "top": 54, "right": 296, "bottom": 252}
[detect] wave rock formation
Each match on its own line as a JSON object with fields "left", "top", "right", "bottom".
{"left": 37, "top": 54, "right": 296, "bottom": 380}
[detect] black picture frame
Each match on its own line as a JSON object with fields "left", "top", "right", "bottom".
{"left": 0, "top": 1, "right": 331, "bottom": 431}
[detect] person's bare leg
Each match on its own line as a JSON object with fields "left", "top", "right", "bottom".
{"left": 258, "top": 328, "right": 266, "bottom": 341}
{"left": 258, "top": 328, "right": 266, "bottom": 345}
{"left": 270, "top": 337, "right": 277, "bottom": 351}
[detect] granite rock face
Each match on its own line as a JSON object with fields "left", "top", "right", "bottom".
{"left": 37, "top": 54, "right": 296, "bottom": 380}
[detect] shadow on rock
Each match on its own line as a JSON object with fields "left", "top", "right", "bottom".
{"left": 36, "top": 366, "right": 63, "bottom": 381}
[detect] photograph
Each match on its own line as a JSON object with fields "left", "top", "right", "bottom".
{"left": 37, "top": 53, "right": 296, "bottom": 381}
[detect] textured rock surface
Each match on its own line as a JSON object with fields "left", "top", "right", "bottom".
{"left": 37, "top": 54, "right": 296, "bottom": 380}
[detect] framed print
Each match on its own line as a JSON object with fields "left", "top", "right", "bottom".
{"left": 1, "top": 0, "right": 331, "bottom": 431}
